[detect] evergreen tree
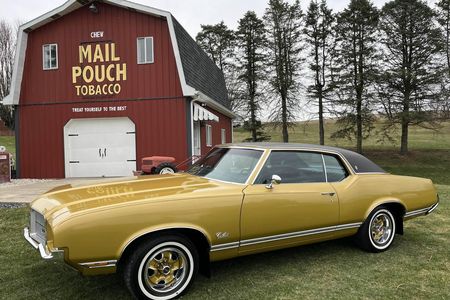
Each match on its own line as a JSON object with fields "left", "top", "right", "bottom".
{"left": 264, "top": 0, "right": 304, "bottom": 143}
{"left": 436, "top": 0, "right": 450, "bottom": 120}
{"left": 332, "top": 0, "right": 379, "bottom": 154}
{"left": 436, "top": 0, "right": 450, "bottom": 76}
{"left": 304, "top": 0, "right": 335, "bottom": 145}
{"left": 236, "top": 11, "right": 269, "bottom": 142}
{"left": 378, "top": 0, "right": 444, "bottom": 154}
{"left": 196, "top": 22, "right": 244, "bottom": 113}
{"left": 196, "top": 21, "right": 234, "bottom": 71}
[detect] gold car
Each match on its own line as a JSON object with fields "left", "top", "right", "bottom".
{"left": 24, "top": 143, "right": 439, "bottom": 300}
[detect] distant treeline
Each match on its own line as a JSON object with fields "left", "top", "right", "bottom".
{"left": 195, "top": 0, "right": 450, "bottom": 154}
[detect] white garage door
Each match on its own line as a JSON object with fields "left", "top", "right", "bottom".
{"left": 64, "top": 117, "right": 136, "bottom": 178}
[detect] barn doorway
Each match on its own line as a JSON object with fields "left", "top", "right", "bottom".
{"left": 63, "top": 117, "right": 136, "bottom": 177}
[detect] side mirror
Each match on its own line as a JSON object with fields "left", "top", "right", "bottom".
{"left": 265, "top": 174, "right": 282, "bottom": 189}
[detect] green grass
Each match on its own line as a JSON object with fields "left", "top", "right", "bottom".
{"left": 1, "top": 121, "right": 449, "bottom": 299}
{"left": 233, "top": 120, "right": 450, "bottom": 151}
{"left": 1, "top": 184, "right": 448, "bottom": 299}
{"left": 0, "top": 135, "right": 15, "bottom": 157}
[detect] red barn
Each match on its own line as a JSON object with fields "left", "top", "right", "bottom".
{"left": 3, "top": 0, "right": 234, "bottom": 178}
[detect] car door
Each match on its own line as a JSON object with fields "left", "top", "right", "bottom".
{"left": 240, "top": 150, "right": 339, "bottom": 254}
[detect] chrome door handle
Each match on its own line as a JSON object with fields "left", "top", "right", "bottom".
{"left": 321, "top": 192, "right": 335, "bottom": 196}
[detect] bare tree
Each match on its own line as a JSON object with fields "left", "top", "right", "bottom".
{"left": 0, "top": 20, "right": 16, "bottom": 130}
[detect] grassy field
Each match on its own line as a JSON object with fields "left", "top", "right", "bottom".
{"left": 234, "top": 120, "right": 450, "bottom": 151}
{"left": 0, "top": 122, "right": 449, "bottom": 299}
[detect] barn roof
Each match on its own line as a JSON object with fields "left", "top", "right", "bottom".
{"left": 2, "top": 0, "right": 233, "bottom": 117}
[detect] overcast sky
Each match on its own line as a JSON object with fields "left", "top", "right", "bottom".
{"left": 0, "top": 0, "right": 400, "bottom": 38}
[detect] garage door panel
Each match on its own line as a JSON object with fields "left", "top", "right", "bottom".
{"left": 64, "top": 118, "right": 136, "bottom": 178}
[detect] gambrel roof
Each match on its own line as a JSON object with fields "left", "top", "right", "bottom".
{"left": 3, "top": 0, "right": 233, "bottom": 117}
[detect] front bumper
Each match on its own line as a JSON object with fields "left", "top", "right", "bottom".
{"left": 23, "top": 227, "right": 54, "bottom": 259}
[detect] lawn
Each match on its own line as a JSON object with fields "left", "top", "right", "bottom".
{"left": 233, "top": 120, "right": 450, "bottom": 151}
{"left": 0, "top": 122, "right": 449, "bottom": 299}
{"left": 0, "top": 135, "right": 15, "bottom": 156}
{"left": 0, "top": 185, "right": 448, "bottom": 299}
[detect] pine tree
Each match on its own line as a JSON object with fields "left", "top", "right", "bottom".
{"left": 304, "top": 0, "right": 335, "bottom": 145}
{"left": 264, "top": 0, "right": 304, "bottom": 143}
{"left": 378, "top": 0, "right": 444, "bottom": 154}
{"left": 236, "top": 11, "right": 270, "bottom": 142}
{"left": 437, "top": 0, "right": 450, "bottom": 76}
{"left": 196, "top": 21, "right": 234, "bottom": 72}
{"left": 332, "top": 0, "right": 379, "bottom": 154}
{"left": 196, "top": 22, "right": 244, "bottom": 113}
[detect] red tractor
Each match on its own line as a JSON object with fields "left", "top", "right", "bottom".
{"left": 140, "top": 156, "right": 178, "bottom": 175}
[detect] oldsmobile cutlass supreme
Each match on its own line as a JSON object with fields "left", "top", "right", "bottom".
{"left": 24, "top": 143, "right": 439, "bottom": 299}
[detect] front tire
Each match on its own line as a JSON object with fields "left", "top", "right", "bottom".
{"left": 357, "top": 207, "right": 396, "bottom": 253}
{"left": 123, "top": 235, "right": 198, "bottom": 300}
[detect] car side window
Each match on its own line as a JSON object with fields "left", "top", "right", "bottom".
{"left": 323, "top": 154, "right": 348, "bottom": 182}
{"left": 254, "top": 151, "right": 326, "bottom": 184}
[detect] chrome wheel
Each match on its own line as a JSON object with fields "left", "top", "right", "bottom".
{"left": 143, "top": 247, "right": 187, "bottom": 293}
{"left": 368, "top": 209, "right": 396, "bottom": 250}
{"left": 135, "top": 240, "right": 195, "bottom": 300}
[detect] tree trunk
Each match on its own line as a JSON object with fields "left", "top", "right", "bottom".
{"left": 356, "top": 96, "right": 363, "bottom": 154}
{"left": 400, "top": 121, "right": 408, "bottom": 155}
{"left": 318, "top": 92, "right": 324, "bottom": 145}
{"left": 281, "top": 94, "right": 289, "bottom": 143}
{"left": 400, "top": 99, "right": 410, "bottom": 155}
{"left": 250, "top": 96, "right": 257, "bottom": 142}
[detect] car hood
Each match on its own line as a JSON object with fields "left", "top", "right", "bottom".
{"left": 30, "top": 173, "right": 231, "bottom": 221}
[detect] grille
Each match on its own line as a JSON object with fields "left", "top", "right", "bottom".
{"left": 143, "top": 159, "right": 153, "bottom": 165}
{"left": 30, "top": 210, "right": 47, "bottom": 245}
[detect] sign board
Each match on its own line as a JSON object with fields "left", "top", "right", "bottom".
{"left": 72, "top": 32, "right": 127, "bottom": 97}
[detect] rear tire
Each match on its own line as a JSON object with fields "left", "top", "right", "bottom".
{"left": 357, "top": 207, "right": 396, "bottom": 253}
{"left": 153, "top": 163, "right": 177, "bottom": 175}
{"left": 122, "top": 235, "right": 198, "bottom": 300}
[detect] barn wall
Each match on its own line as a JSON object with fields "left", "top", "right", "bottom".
{"left": 20, "top": 2, "right": 182, "bottom": 104}
{"left": 18, "top": 98, "right": 188, "bottom": 178}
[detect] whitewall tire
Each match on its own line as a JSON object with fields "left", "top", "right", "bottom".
{"left": 123, "top": 235, "right": 198, "bottom": 300}
{"left": 357, "top": 207, "right": 397, "bottom": 253}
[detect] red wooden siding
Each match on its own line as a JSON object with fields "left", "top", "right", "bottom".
{"left": 18, "top": 99, "right": 188, "bottom": 178}
{"left": 20, "top": 2, "right": 182, "bottom": 104}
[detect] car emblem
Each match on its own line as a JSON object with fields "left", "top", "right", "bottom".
{"left": 216, "top": 232, "right": 230, "bottom": 239}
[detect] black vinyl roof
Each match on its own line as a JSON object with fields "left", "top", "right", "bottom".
{"left": 172, "top": 17, "right": 230, "bottom": 109}
{"left": 224, "top": 143, "right": 386, "bottom": 174}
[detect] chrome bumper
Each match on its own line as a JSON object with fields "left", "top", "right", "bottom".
{"left": 23, "top": 227, "right": 54, "bottom": 259}
{"left": 426, "top": 201, "right": 439, "bottom": 215}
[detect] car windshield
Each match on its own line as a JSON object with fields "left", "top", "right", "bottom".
{"left": 187, "top": 148, "right": 263, "bottom": 184}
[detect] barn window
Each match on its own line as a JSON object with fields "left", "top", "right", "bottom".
{"left": 206, "top": 125, "right": 212, "bottom": 147}
{"left": 221, "top": 129, "right": 226, "bottom": 144}
{"left": 137, "top": 37, "right": 154, "bottom": 64}
{"left": 42, "top": 44, "right": 58, "bottom": 70}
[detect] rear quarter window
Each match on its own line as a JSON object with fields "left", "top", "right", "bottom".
{"left": 323, "top": 154, "right": 349, "bottom": 182}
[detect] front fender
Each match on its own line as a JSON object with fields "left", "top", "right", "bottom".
{"left": 117, "top": 223, "right": 213, "bottom": 258}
